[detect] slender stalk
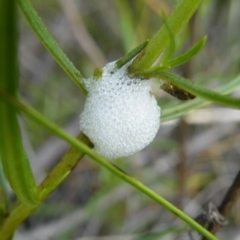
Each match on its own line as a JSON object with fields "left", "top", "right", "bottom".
{"left": 0, "top": 163, "right": 10, "bottom": 224}
{"left": 166, "top": 36, "right": 207, "bottom": 68}
{"left": 116, "top": 41, "right": 148, "bottom": 68}
{"left": 142, "top": 70, "right": 240, "bottom": 109}
{"left": 0, "top": 132, "right": 92, "bottom": 240}
{"left": 201, "top": 170, "right": 240, "bottom": 240}
{"left": 17, "top": 0, "right": 87, "bottom": 94}
{"left": 0, "top": 0, "right": 38, "bottom": 206}
{"left": 161, "top": 75, "right": 240, "bottom": 122}
{"left": 129, "top": 0, "right": 202, "bottom": 72}
{"left": 0, "top": 92, "right": 217, "bottom": 240}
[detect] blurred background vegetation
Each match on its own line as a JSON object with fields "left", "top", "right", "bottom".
{"left": 13, "top": 0, "right": 240, "bottom": 239}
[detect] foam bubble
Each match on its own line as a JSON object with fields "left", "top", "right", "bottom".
{"left": 79, "top": 61, "right": 161, "bottom": 159}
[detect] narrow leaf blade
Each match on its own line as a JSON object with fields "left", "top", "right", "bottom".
{"left": 0, "top": 0, "right": 38, "bottom": 206}
{"left": 167, "top": 36, "right": 207, "bottom": 67}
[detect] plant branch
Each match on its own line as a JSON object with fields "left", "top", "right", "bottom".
{"left": 17, "top": 0, "right": 87, "bottom": 94}
{"left": 0, "top": 0, "right": 38, "bottom": 206}
{"left": 129, "top": 0, "right": 202, "bottom": 72}
{"left": 0, "top": 132, "right": 92, "bottom": 240}
{"left": 161, "top": 74, "right": 240, "bottom": 122}
{"left": 142, "top": 70, "right": 240, "bottom": 109}
{"left": 200, "top": 170, "right": 240, "bottom": 240}
{"left": 0, "top": 92, "right": 218, "bottom": 240}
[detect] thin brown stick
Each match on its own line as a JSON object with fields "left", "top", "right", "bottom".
{"left": 176, "top": 118, "right": 187, "bottom": 209}
{"left": 198, "top": 170, "right": 240, "bottom": 240}
{"left": 176, "top": 13, "right": 197, "bottom": 209}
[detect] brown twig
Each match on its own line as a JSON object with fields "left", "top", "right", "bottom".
{"left": 195, "top": 170, "right": 240, "bottom": 240}
{"left": 176, "top": 13, "right": 197, "bottom": 209}
{"left": 176, "top": 118, "right": 187, "bottom": 209}
{"left": 204, "top": 170, "right": 240, "bottom": 239}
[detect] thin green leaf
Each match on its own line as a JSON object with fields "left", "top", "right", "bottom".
{"left": 0, "top": 162, "right": 10, "bottom": 224}
{"left": 167, "top": 36, "right": 207, "bottom": 67}
{"left": 129, "top": 0, "right": 203, "bottom": 72}
{"left": 0, "top": 131, "right": 92, "bottom": 240}
{"left": 161, "top": 75, "right": 240, "bottom": 122}
{"left": 17, "top": 0, "right": 87, "bottom": 94}
{"left": 142, "top": 69, "right": 240, "bottom": 109}
{"left": 116, "top": 40, "right": 149, "bottom": 68}
{"left": 0, "top": 0, "right": 38, "bottom": 206}
{"left": 0, "top": 92, "right": 217, "bottom": 240}
{"left": 160, "top": 11, "right": 176, "bottom": 65}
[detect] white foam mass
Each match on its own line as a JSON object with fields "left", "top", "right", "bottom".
{"left": 79, "top": 61, "right": 161, "bottom": 159}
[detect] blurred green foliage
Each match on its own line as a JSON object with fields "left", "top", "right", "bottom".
{"left": 1, "top": 0, "right": 240, "bottom": 239}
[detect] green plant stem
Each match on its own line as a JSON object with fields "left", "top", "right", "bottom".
{"left": 0, "top": 162, "right": 10, "bottom": 223}
{"left": 142, "top": 70, "right": 240, "bottom": 109}
{"left": 0, "top": 132, "right": 92, "bottom": 240}
{"left": 0, "top": 0, "right": 38, "bottom": 206}
{"left": 166, "top": 36, "right": 207, "bottom": 68}
{"left": 160, "top": 10, "right": 176, "bottom": 65}
{"left": 0, "top": 93, "right": 217, "bottom": 240}
{"left": 17, "top": 0, "right": 87, "bottom": 94}
{"left": 116, "top": 40, "right": 148, "bottom": 68}
{"left": 161, "top": 75, "right": 240, "bottom": 122}
{"left": 129, "top": 0, "right": 202, "bottom": 72}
